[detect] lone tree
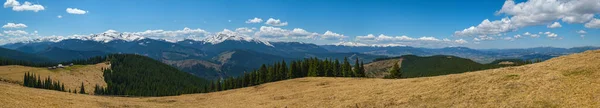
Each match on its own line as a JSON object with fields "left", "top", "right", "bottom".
{"left": 386, "top": 62, "right": 402, "bottom": 79}
{"left": 79, "top": 82, "right": 86, "bottom": 94}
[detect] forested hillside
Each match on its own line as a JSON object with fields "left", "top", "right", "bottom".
{"left": 398, "top": 55, "right": 515, "bottom": 78}
{"left": 100, "top": 54, "right": 209, "bottom": 96}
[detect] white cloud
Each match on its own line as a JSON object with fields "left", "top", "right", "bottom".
{"left": 576, "top": 30, "right": 587, "bottom": 34}
{"left": 2, "top": 23, "right": 27, "bottom": 29}
{"left": 547, "top": 22, "right": 562, "bottom": 28}
{"left": 454, "top": 18, "right": 517, "bottom": 36}
{"left": 4, "top": 0, "right": 44, "bottom": 12}
{"left": 265, "top": 18, "right": 288, "bottom": 26}
{"left": 3, "top": 30, "right": 28, "bottom": 36}
{"left": 513, "top": 34, "right": 522, "bottom": 39}
{"left": 354, "top": 34, "right": 465, "bottom": 47}
{"left": 245, "top": 17, "right": 263, "bottom": 23}
{"left": 503, "top": 37, "right": 515, "bottom": 41}
{"left": 66, "top": 8, "right": 87, "bottom": 14}
{"left": 544, "top": 31, "right": 558, "bottom": 38}
{"left": 254, "top": 26, "right": 317, "bottom": 39}
{"left": 235, "top": 27, "right": 254, "bottom": 33}
{"left": 454, "top": 39, "right": 468, "bottom": 44}
{"left": 57, "top": 15, "right": 62, "bottom": 18}
{"left": 522, "top": 32, "right": 540, "bottom": 38}
{"left": 321, "top": 31, "right": 347, "bottom": 40}
{"left": 3, "top": 0, "right": 19, "bottom": 7}
{"left": 418, "top": 36, "right": 440, "bottom": 41}
{"left": 456, "top": 0, "right": 600, "bottom": 36}
{"left": 585, "top": 18, "right": 600, "bottom": 28}
{"left": 473, "top": 35, "right": 495, "bottom": 41}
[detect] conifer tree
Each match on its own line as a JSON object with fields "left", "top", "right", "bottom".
{"left": 79, "top": 82, "right": 86, "bottom": 94}
{"left": 386, "top": 62, "right": 402, "bottom": 78}
{"left": 359, "top": 61, "right": 366, "bottom": 77}
{"left": 288, "top": 61, "right": 296, "bottom": 79}
{"left": 333, "top": 59, "right": 340, "bottom": 77}
{"left": 353, "top": 57, "right": 361, "bottom": 77}
{"left": 342, "top": 57, "right": 352, "bottom": 77}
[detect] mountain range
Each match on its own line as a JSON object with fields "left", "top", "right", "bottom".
{"left": 1, "top": 30, "right": 598, "bottom": 79}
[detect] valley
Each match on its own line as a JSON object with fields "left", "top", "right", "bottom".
{"left": 1, "top": 50, "right": 599, "bottom": 107}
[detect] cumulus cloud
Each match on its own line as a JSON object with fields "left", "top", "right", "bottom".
{"left": 454, "top": 18, "right": 517, "bottom": 36}
{"left": 3, "top": 0, "right": 44, "bottom": 12}
{"left": 254, "top": 26, "right": 317, "bottom": 39}
{"left": 321, "top": 31, "right": 347, "bottom": 40}
{"left": 354, "top": 34, "right": 467, "bottom": 47}
{"left": 3, "top": 30, "right": 28, "bottom": 36}
{"left": 235, "top": 27, "right": 254, "bottom": 33}
{"left": 522, "top": 32, "right": 540, "bottom": 38}
{"left": 245, "top": 17, "right": 263, "bottom": 23}
{"left": 2, "top": 23, "right": 27, "bottom": 29}
{"left": 66, "top": 8, "right": 87, "bottom": 14}
{"left": 547, "top": 22, "right": 562, "bottom": 28}
{"left": 503, "top": 37, "right": 515, "bottom": 41}
{"left": 455, "top": 0, "right": 600, "bottom": 36}
{"left": 57, "top": 15, "right": 62, "bottom": 18}
{"left": 544, "top": 31, "right": 558, "bottom": 38}
{"left": 585, "top": 18, "right": 600, "bottom": 28}
{"left": 513, "top": 34, "right": 522, "bottom": 39}
{"left": 265, "top": 18, "right": 288, "bottom": 26}
{"left": 454, "top": 39, "right": 468, "bottom": 44}
{"left": 576, "top": 30, "right": 587, "bottom": 34}
{"left": 473, "top": 35, "right": 495, "bottom": 41}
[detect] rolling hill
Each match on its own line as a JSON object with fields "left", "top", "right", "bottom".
{"left": 0, "top": 62, "right": 109, "bottom": 94}
{"left": 365, "top": 55, "right": 520, "bottom": 78}
{"left": 0, "top": 50, "right": 599, "bottom": 107}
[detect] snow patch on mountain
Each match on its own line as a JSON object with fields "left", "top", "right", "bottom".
{"left": 203, "top": 33, "right": 273, "bottom": 47}
{"left": 21, "top": 30, "right": 145, "bottom": 43}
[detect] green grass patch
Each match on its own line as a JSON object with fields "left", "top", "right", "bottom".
{"left": 503, "top": 74, "right": 519, "bottom": 80}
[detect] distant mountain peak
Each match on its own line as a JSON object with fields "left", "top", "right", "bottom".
{"left": 203, "top": 33, "right": 273, "bottom": 47}
{"left": 85, "top": 30, "right": 145, "bottom": 43}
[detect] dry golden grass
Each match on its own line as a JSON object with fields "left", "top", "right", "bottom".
{"left": 1, "top": 50, "right": 600, "bottom": 108}
{"left": 0, "top": 62, "right": 110, "bottom": 94}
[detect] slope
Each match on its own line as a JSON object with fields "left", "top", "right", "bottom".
{"left": 1, "top": 50, "right": 600, "bottom": 107}
{"left": 0, "top": 62, "right": 109, "bottom": 94}
{"left": 366, "top": 55, "right": 515, "bottom": 78}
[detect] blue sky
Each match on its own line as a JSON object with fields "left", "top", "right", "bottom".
{"left": 1, "top": 0, "right": 599, "bottom": 49}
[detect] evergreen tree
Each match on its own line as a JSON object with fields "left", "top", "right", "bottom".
{"left": 342, "top": 57, "right": 352, "bottom": 77}
{"left": 288, "top": 61, "right": 296, "bottom": 79}
{"left": 79, "top": 82, "right": 86, "bottom": 94}
{"left": 359, "top": 61, "right": 366, "bottom": 77}
{"left": 353, "top": 57, "right": 361, "bottom": 77}
{"left": 333, "top": 59, "right": 340, "bottom": 77}
{"left": 386, "top": 62, "right": 402, "bottom": 78}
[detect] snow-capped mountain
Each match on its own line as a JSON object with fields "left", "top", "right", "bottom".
{"left": 81, "top": 30, "right": 145, "bottom": 43}
{"left": 202, "top": 33, "right": 273, "bottom": 47}
{"left": 20, "top": 30, "right": 145, "bottom": 44}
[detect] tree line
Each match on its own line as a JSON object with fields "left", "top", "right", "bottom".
{"left": 92, "top": 54, "right": 368, "bottom": 96}
{"left": 204, "top": 57, "right": 366, "bottom": 92}
{"left": 23, "top": 72, "right": 66, "bottom": 92}
{"left": 23, "top": 72, "right": 89, "bottom": 94}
